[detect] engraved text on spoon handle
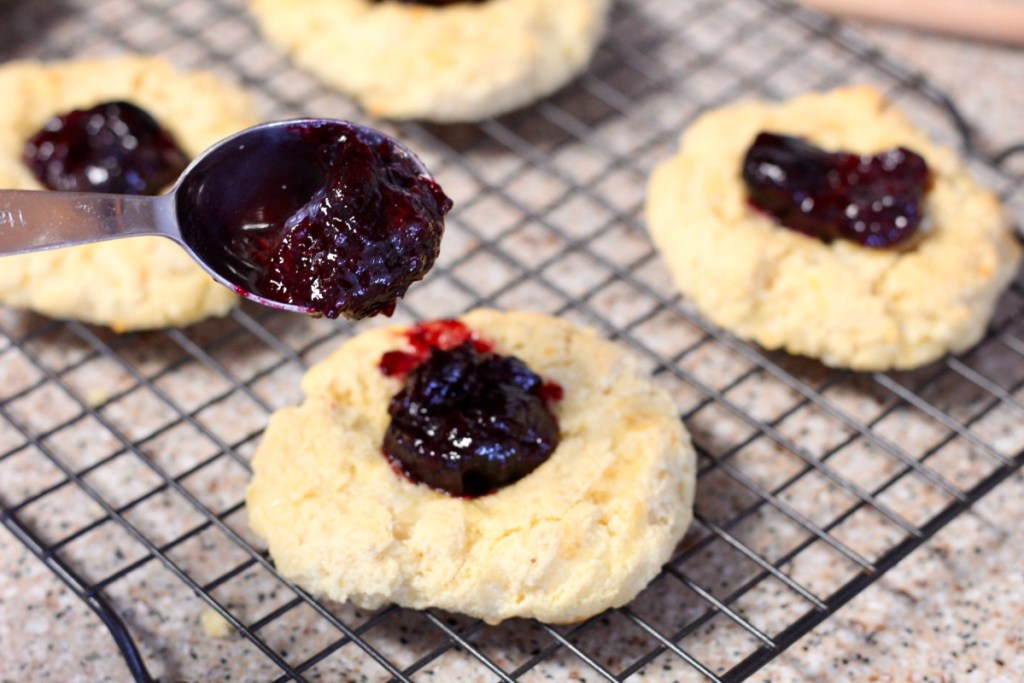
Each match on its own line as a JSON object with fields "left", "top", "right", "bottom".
{"left": 0, "top": 190, "right": 180, "bottom": 256}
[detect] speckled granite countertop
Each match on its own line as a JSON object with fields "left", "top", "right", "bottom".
{"left": 1, "top": 3, "right": 1024, "bottom": 682}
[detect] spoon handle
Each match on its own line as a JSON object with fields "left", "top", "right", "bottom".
{"left": 0, "top": 190, "right": 179, "bottom": 256}
{"left": 799, "top": 0, "right": 1024, "bottom": 46}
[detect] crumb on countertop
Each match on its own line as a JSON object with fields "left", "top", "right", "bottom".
{"left": 200, "top": 609, "right": 234, "bottom": 639}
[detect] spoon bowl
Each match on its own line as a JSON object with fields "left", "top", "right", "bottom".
{"left": 176, "top": 120, "right": 331, "bottom": 314}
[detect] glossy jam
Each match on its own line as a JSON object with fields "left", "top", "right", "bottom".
{"left": 23, "top": 101, "right": 189, "bottom": 195}
{"left": 381, "top": 324, "right": 562, "bottom": 498}
{"left": 177, "top": 120, "right": 451, "bottom": 320}
{"left": 741, "top": 132, "right": 932, "bottom": 248}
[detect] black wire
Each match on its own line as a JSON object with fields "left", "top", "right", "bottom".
{"left": 0, "top": 509, "right": 155, "bottom": 683}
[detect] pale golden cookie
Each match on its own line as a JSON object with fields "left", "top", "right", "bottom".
{"left": 247, "top": 0, "right": 611, "bottom": 122}
{"left": 247, "top": 309, "right": 695, "bottom": 624}
{"left": 0, "top": 57, "right": 257, "bottom": 332}
{"left": 646, "top": 87, "right": 1021, "bottom": 371}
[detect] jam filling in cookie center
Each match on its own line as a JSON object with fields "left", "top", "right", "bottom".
{"left": 222, "top": 121, "right": 452, "bottom": 319}
{"left": 381, "top": 321, "right": 562, "bottom": 498}
{"left": 741, "top": 132, "right": 932, "bottom": 248}
{"left": 23, "top": 100, "right": 190, "bottom": 196}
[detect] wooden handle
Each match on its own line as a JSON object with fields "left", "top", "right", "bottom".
{"left": 800, "top": 0, "right": 1024, "bottom": 46}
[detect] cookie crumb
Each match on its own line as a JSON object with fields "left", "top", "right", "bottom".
{"left": 200, "top": 609, "right": 234, "bottom": 638}
{"left": 85, "top": 388, "right": 110, "bottom": 408}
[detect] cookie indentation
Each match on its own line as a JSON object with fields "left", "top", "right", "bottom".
{"left": 384, "top": 341, "right": 560, "bottom": 498}
{"left": 742, "top": 132, "right": 930, "bottom": 248}
{"left": 24, "top": 100, "right": 189, "bottom": 195}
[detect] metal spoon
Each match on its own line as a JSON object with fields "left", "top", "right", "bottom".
{"left": 0, "top": 118, "right": 437, "bottom": 316}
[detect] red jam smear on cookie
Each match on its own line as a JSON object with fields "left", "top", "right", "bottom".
{"left": 380, "top": 319, "right": 492, "bottom": 376}
{"left": 380, "top": 320, "right": 562, "bottom": 498}
{"left": 23, "top": 100, "right": 190, "bottom": 195}
{"left": 741, "top": 132, "right": 932, "bottom": 248}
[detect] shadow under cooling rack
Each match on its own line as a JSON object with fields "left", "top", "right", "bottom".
{"left": 1, "top": 0, "right": 1024, "bottom": 681}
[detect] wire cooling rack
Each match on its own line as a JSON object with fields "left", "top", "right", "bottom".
{"left": 2, "top": 0, "right": 1024, "bottom": 680}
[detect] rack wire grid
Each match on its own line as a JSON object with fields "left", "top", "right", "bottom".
{"left": 1, "top": 0, "right": 1023, "bottom": 681}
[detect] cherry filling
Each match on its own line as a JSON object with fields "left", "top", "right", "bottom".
{"left": 23, "top": 101, "right": 189, "bottom": 196}
{"left": 381, "top": 324, "right": 561, "bottom": 498}
{"left": 223, "top": 122, "right": 452, "bottom": 319}
{"left": 741, "top": 132, "right": 932, "bottom": 248}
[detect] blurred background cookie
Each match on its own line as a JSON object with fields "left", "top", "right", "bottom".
{"left": 646, "top": 87, "right": 1021, "bottom": 371}
{"left": 247, "top": 0, "right": 612, "bottom": 122}
{"left": 0, "top": 56, "right": 256, "bottom": 332}
{"left": 247, "top": 308, "right": 695, "bottom": 624}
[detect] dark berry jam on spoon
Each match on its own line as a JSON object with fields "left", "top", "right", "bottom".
{"left": 177, "top": 120, "right": 451, "bottom": 319}
{"left": 3, "top": 118, "right": 451, "bottom": 320}
{"left": 381, "top": 322, "right": 562, "bottom": 498}
{"left": 742, "top": 132, "right": 932, "bottom": 248}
